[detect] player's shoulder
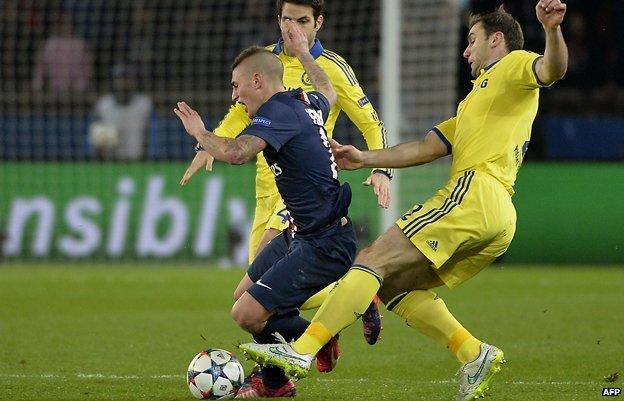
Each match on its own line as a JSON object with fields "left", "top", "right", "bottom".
{"left": 319, "top": 48, "right": 359, "bottom": 86}
{"left": 501, "top": 50, "right": 542, "bottom": 67}
{"left": 258, "top": 91, "right": 299, "bottom": 116}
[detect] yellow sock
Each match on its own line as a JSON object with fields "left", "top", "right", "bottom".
{"left": 300, "top": 284, "right": 333, "bottom": 310}
{"left": 388, "top": 290, "right": 482, "bottom": 364}
{"left": 292, "top": 322, "right": 332, "bottom": 355}
{"left": 293, "top": 266, "right": 382, "bottom": 356}
{"left": 449, "top": 328, "right": 483, "bottom": 364}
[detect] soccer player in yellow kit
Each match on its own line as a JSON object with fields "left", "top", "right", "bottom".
{"left": 240, "top": 2, "right": 569, "bottom": 400}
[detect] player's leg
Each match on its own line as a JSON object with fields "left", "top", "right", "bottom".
{"left": 238, "top": 225, "right": 421, "bottom": 377}
{"left": 290, "top": 224, "right": 426, "bottom": 359}
{"left": 379, "top": 271, "right": 484, "bottom": 366}
{"left": 384, "top": 172, "right": 515, "bottom": 400}
{"left": 232, "top": 247, "right": 310, "bottom": 397}
{"left": 261, "top": 199, "right": 383, "bottom": 344}
{"left": 248, "top": 191, "right": 291, "bottom": 266}
{"left": 232, "top": 291, "right": 302, "bottom": 398}
{"left": 233, "top": 230, "right": 290, "bottom": 302}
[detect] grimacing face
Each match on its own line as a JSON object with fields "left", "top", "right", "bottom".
{"left": 278, "top": 2, "right": 323, "bottom": 54}
{"left": 463, "top": 22, "right": 492, "bottom": 78}
{"left": 231, "top": 66, "right": 261, "bottom": 118}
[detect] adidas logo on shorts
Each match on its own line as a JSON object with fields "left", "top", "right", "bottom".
{"left": 427, "top": 240, "right": 439, "bottom": 251}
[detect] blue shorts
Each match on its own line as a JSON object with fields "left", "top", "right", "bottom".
{"left": 247, "top": 220, "right": 357, "bottom": 315}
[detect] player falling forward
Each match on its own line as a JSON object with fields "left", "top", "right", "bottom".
{"left": 181, "top": 0, "right": 387, "bottom": 381}
{"left": 175, "top": 20, "right": 360, "bottom": 399}
{"left": 239, "top": 2, "right": 568, "bottom": 400}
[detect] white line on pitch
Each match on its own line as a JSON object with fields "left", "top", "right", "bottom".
{"left": 0, "top": 373, "right": 599, "bottom": 386}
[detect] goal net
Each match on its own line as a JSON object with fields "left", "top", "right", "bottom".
{"left": 0, "top": 0, "right": 460, "bottom": 261}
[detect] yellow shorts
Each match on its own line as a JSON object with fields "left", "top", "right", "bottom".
{"left": 395, "top": 170, "right": 516, "bottom": 288}
{"left": 248, "top": 193, "right": 289, "bottom": 264}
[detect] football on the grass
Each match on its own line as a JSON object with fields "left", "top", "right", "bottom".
{"left": 187, "top": 348, "right": 245, "bottom": 399}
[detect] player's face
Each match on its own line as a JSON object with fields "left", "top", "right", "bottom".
{"left": 278, "top": 3, "right": 323, "bottom": 54}
{"left": 231, "top": 66, "right": 260, "bottom": 118}
{"left": 463, "top": 23, "right": 491, "bottom": 77}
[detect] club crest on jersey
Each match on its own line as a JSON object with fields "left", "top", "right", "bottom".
{"left": 252, "top": 117, "right": 272, "bottom": 127}
{"left": 301, "top": 72, "right": 312, "bottom": 86}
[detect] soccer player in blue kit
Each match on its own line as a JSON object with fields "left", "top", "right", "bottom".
{"left": 174, "top": 20, "right": 355, "bottom": 398}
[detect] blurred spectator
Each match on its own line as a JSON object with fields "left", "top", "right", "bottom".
{"left": 90, "top": 64, "right": 153, "bottom": 160}
{"left": 31, "top": 10, "right": 93, "bottom": 92}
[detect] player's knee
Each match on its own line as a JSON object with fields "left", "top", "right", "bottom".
{"left": 355, "top": 245, "right": 389, "bottom": 278}
{"left": 232, "top": 288, "right": 244, "bottom": 302}
{"left": 231, "top": 304, "right": 264, "bottom": 334}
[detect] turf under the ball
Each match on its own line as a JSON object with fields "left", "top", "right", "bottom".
{"left": 0, "top": 264, "right": 622, "bottom": 400}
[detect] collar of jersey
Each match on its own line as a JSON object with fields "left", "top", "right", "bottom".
{"left": 272, "top": 38, "right": 324, "bottom": 59}
{"left": 474, "top": 58, "right": 502, "bottom": 81}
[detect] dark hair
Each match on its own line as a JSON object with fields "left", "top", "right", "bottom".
{"left": 469, "top": 6, "right": 524, "bottom": 52}
{"left": 275, "top": 0, "right": 325, "bottom": 21}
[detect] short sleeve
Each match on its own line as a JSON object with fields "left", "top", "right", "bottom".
{"left": 307, "top": 91, "right": 330, "bottom": 123}
{"left": 240, "top": 100, "right": 299, "bottom": 152}
{"left": 432, "top": 116, "right": 456, "bottom": 155}
{"left": 506, "top": 50, "right": 547, "bottom": 89}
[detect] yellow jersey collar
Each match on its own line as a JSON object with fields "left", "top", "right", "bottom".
{"left": 477, "top": 59, "right": 501, "bottom": 78}
{"left": 272, "top": 38, "right": 324, "bottom": 59}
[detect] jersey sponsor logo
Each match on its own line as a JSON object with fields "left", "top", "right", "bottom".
{"left": 252, "top": 117, "right": 272, "bottom": 127}
{"left": 301, "top": 72, "right": 312, "bottom": 86}
{"left": 480, "top": 78, "right": 489, "bottom": 88}
{"left": 269, "top": 163, "right": 283, "bottom": 177}
{"left": 358, "top": 96, "right": 370, "bottom": 107}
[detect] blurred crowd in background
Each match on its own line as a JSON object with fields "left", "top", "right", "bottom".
{"left": 0, "top": 0, "right": 622, "bottom": 161}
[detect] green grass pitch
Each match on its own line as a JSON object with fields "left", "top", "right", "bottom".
{"left": 1, "top": 264, "right": 622, "bottom": 400}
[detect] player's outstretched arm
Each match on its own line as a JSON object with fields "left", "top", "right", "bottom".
{"left": 331, "top": 130, "right": 448, "bottom": 170}
{"left": 281, "top": 20, "right": 336, "bottom": 106}
{"left": 179, "top": 151, "right": 214, "bottom": 186}
{"left": 174, "top": 101, "right": 265, "bottom": 165}
{"left": 535, "top": 0, "right": 568, "bottom": 85}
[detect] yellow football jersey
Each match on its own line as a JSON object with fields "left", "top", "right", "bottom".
{"left": 213, "top": 39, "right": 389, "bottom": 197}
{"left": 434, "top": 50, "right": 545, "bottom": 196}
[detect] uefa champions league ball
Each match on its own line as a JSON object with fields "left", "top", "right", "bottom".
{"left": 187, "top": 349, "right": 245, "bottom": 399}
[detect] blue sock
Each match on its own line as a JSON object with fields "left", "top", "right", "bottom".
{"left": 252, "top": 311, "right": 309, "bottom": 389}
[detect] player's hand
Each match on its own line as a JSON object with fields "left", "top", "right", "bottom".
{"left": 180, "top": 151, "right": 214, "bottom": 186}
{"left": 364, "top": 172, "right": 390, "bottom": 209}
{"left": 329, "top": 138, "right": 365, "bottom": 170}
{"left": 174, "top": 101, "right": 207, "bottom": 139}
{"left": 536, "top": 0, "right": 566, "bottom": 29}
{"left": 281, "top": 20, "right": 310, "bottom": 59}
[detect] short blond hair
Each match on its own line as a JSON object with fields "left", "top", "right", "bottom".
{"left": 232, "top": 46, "right": 284, "bottom": 83}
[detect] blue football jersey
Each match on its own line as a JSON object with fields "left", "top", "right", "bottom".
{"left": 240, "top": 89, "right": 351, "bottom": 236}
